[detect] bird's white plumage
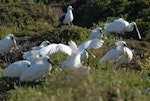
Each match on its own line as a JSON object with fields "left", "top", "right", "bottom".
{"left": 77, "top": 38, "right": 104, "bottom": 52}
{"left": 99, "top": 41, "right": 133, "bottom": 64}
{"left": 26, "top": 54, "right": 40, "bottom": 65}
{"left": 31, "top": 40, "right": 50, "bottom": 50}
{"left": 104, "top": 18, "right": 141, "bottom": 39}
{"left": 23, "top": 41, "right": 50, "bottom": 59}
{"left": 2, "top": 60, "right": 31, "bottom": 77}
{"left": 23, "top": 50, "right": 40, "bottom": 59}
{"left": 63, "top": 6, "right": 74, "bottom": 25}
{"left": 62, "top": 38, "right": 104, "bottom": 68}
{"left": 68, "top": 40, "right": 88, "bottom": 63}
{"left": 20, "top": 56, "right": 52, "bottom": 81}
{"left": 40, "top": 43, "right": 72, "bottom": 56}
{"left": 88, "top": 27, "right": 103, "bottom": 40}
{"left": 68, "top": 40, "right": 78, "bottom": 51}
{"left": 0, "top": 34, "right": 18, "bottom": 54}
{"left": 99, "top": 48, "right": 123, "bottom": 63}
{"left": 0, "top": 34, "right": 18, "bottom": 63}
{"left": 119, "top": 47, "right": 133, "bottom": 63}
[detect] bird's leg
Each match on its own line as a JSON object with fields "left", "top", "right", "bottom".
{"left": 18, "top": 81, "right": 22, "bottom": 87}
{"left": 7, "top": 55, "right": 11, "bottom": 64}
{"left": 68, "top": 22, "right": 70, "bottom": 26}
{"left": 4, "top": 54, "right": 8, "bottom": 64}
{"left": 71, "top": 22, "right": 74, "bottom": 26}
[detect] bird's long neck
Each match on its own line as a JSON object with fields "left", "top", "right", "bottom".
{"left": 126, "top": 22, "right": 135, "bottom": 32}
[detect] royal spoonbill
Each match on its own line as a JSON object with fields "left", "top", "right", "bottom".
{"left": 61, "top": 38, "right": 104, "bottom": 68}
{"left": 2, "top": 60, "right": 31, "bottom": 77}
{"left": 61, "top": 5, "right": 74, "bottom": 26}
{"left": 0, "top": 34, "right": 18, "bottom": 63}
{"left": 20, "top": 56, "right": 54, "bottom": 82}
{"left": 99, "top": 41, "right": 133, "bottom": 64}
{"left": 104, "top": 18, "right": 141, "bottom": 39}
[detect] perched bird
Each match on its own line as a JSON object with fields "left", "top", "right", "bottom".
{"left": 0, "top": 34, "right": 18, "bottom": 63}
{"left": 20, "top": 56, "right": 53, "bottom": 82}
{"left": 61, "top": 39, "right": 104, "bottom": 68}
{"left": 88, "top": 27, "right": 107, "bottom": 40}
{"left": 61, "top": 5, "right": 74, "bottom": 26}
{"left": 104, "top": 18, "right": 141, "bottom": 39}
{"left": 99, "top": 41, "right": 133, "bottom": 64}
{"left": 2, "top": 60, "right": 31, "bottom": 78}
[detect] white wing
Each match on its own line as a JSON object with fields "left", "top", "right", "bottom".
{"left": 76, "top": 39, "right": 104, "bottom": 56}
{"left": 40, "top": 43, "right": 72, "bottom": 56}
{"left": 57, "top": 44, "right": 72, "bottom": 55}
{"left": 78, "top": 39, "right": 104, "bottom": 50}
{"left": 99, "top": 48, "right": 123, "bottom": 64}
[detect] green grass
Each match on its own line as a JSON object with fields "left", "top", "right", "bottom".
{"left": 2, "top": 65, "right": 150, "bottom": 101}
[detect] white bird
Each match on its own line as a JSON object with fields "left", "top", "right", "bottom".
{"left": 99, "top": 41, "right": 133, "bottom": 64}
{"left": 0, "top": 34, "right": 18, "bottom": 63}
{"left": 104, "top": 18, "right": 141, "bottom": 39}
{"left": 68, "top": 40, "right": 96, "bottom": 63}
{"left": 20, "top": 56, "right": 53, "bottom": 82}
{"left": 88, "top": 27, "right": 105, "bottom": 40}
{"left": 31, "top": 40, "right": 50, "bottom": 51}
{"left": 62, "top": 5, "right": 74, "bottom": 26}
{"left": 22, "top": 41, "right": 50, "bottom": 59}
{"left": 61, "top": 38, "right": 104, "bottom": 68}
{"left": 2, "top": 60, "right": 31, "bottom": 77}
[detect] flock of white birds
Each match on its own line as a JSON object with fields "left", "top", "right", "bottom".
{"left": 0, "top": 5, "right": 142, "bottom": 83}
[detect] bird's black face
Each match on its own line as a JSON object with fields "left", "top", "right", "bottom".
{"left": 99, "top": 29, "right": 102, "bottom": 33}
{"left": 28, "top": 63, "right": 31, "bottom": 67}
{"left": 47, "top": 42, "right": 50, "bottom": 45}
{"left": 11, "top": 35, "right": 14, "bottom": 41}
{"left": 123, "top": 43, "right": 127, "bottom": 47}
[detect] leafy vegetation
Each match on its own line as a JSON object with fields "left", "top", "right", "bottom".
{"left": 0, "top": 0, "right": 150, "bottom": 101}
